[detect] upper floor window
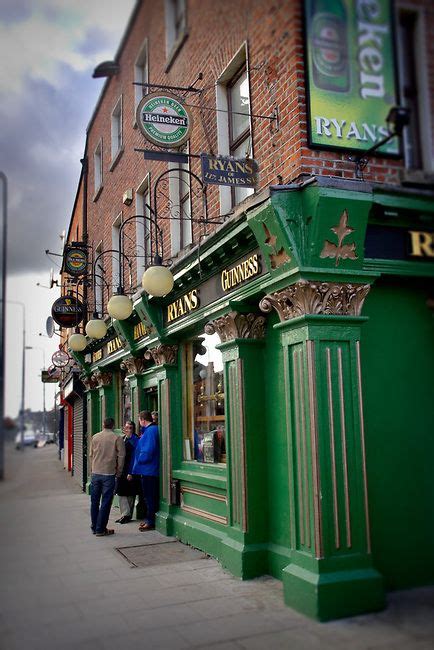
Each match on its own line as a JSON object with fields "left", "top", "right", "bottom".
{"left": 397, "top": 8, "right": 431, "bottom": 172}
{"left": 111, "top": 97, "right": 123, "bottom": 162}
{"left": 111, "top": 213, "right": 122, "bottom": 291}
{"left": 135, "top": 174, "right": 152, "bottom": 283}
{"left": 93, "top": 139, "right": 103, "bottom": 196}
{"left": 165, "top": 0, "right": 187, "bottom": 66}
{"left": 169, "top": 148, "right": 192, "bottom": 256}
{"left": 216, "top": 45, "right": 253, "bottom": 214}
{"left": 134, "top": 40, "right": 149, "bottom": 113}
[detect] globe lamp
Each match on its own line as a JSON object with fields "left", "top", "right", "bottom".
{"left": 142, "top": 265, "right": 174, "bottom": 297}
{"left": 85, "top": 317, "right": 107, "bottom": 340}
{"left": 107, "top": 293, "right": 133, "bottom": 320}
{"left": 68, "top": 332, "right": 87, "bottom": 352}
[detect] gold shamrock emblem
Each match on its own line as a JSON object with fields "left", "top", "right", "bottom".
{"left": 320, "top": 209, "right": 358, "bottom": 266}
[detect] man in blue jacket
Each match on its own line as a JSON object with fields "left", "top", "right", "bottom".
{"left": 132, "top": 410, "right": 159, "bottom": 531}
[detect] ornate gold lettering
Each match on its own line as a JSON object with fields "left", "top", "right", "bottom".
{"left": 409, "top": 231, "right": 434, "bottom": 257}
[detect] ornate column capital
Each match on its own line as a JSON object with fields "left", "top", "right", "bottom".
{"left": 120, "top": 356, "right": 146, "bottom": 375}
{"left": 205, "top": 311, "right": 266, "bottom": 342}
{"left": 93, "top": 371, "right": 113, "bottom": 387}
{"left": 259, "top": 280, "right": 371, "bottom": 322}
{"left": 144, "top": 344, "right": 178, "bottom": 366}
{"left": 82, "top": 375, "right": 98, "bottom": 391}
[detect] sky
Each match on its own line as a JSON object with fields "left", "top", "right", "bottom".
{"left": 0, "top": 0, "right": 135, "bottom": 418}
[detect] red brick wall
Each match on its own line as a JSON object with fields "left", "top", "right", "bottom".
{"left": 84, "top": 0, "right": 434, "bottom": 298}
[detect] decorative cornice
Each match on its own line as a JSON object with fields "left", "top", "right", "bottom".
{"left": 259, "top": 280, "right": 371, "bottom": 321}
{"left": 120, "top": 356, "right": 146, "bottom": 375}
{"left": 92, "top": 371, "right": 113, "bottom": 387}
{"left": 144, "top": 344, "right": 178, "bottom": 366}
{"left": 205, "top": 311, "right": 266, "bottom": 342}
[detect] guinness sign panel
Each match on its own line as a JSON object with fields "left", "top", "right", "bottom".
{"left": 51, "top": 295, "right": 85, "bottom": 327}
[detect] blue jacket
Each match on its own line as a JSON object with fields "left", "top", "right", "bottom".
{"left": 132, "top": 423, "right": 160, "bottom": 477}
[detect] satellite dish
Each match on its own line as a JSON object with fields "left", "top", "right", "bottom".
{"left": 46, "top": 316, "right": 55, "bottom": 338}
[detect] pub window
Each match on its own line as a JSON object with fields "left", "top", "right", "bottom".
{"left": 216, "top": 44, "right": 253, "bottom": 214}
{"left": 397, "top": 8, "right": 430, "bottom": 171}
{"left": 182, "top": 332, "right": 226, "bottom": 464}
{"left": 134, "top": 39, "right": 149, "bottom": 113}
{"left": 111, "top": 96, "right": 123, "bottom": 163}
{"left": 93, "top": 139, "right": 103, "bottom": 196}
{"left": 135, "top": 173, "right": 152, "bottom": 284}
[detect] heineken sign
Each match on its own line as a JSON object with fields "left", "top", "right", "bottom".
{"left": 136, "top": 92, "right": 193, "bottom": 148}
{"left": 305, "top": 0, "right": 399, "bottom": 154}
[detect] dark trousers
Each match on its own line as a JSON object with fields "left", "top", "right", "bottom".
{"left": 90, "top": 474, "right": 116, "bottom": 534}
{"left": 139, "top": 475, "right": 159, "bottom": 527}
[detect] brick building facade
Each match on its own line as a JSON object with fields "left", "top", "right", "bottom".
{"left": 62, "top": 0, "right": 434, "bottom": 620}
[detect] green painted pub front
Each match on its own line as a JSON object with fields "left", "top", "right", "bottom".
{"left": 78, "top": 177, "right": 434, "bottom": 621}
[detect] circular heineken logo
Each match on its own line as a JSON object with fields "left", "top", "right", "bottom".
{"left": 136, "top": 92, "right": 193, "bottom": 148}
{"left": 65, "top": 247, "right": 87, "bottom": 276}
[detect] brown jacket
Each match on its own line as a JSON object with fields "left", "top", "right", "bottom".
{"left": 90, "top": 429, "right": 125, "bottom": 477}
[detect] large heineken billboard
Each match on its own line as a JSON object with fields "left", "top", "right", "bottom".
{"left": 305, "top": 0, "right": 399, "bottom": 155}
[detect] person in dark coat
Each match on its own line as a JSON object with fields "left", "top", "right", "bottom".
{"left": 115, "top": 421, "right": 140, "bottom": 524}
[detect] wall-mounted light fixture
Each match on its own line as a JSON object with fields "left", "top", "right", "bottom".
{"left": 349, "top": 106, "right": 410, "bottom": 180}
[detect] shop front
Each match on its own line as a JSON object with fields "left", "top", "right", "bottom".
{"left": 76, "top": 177, "right": 433, "bottom": 620}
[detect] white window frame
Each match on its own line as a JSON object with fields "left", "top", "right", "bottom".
{"left": 94, "top": 240, "right": 103, "bottom": 315}
{"left": 165, "top": 0, "right": 187, "bottom": 65}
{"left": 134, "top": 38, "right": 149, "bottom": 117}
{"left": 397, "top": 4, "right": 433, "bottom": 171}
{"left": 216, "top": 43, "right": 253, "bottom": 215}
{"left": 111, "top": 213, "right": 122, "bottom": 292}
{"left": 110, "top": 96, "right": 123, "bottom": 163}
{"left": 168, "top": 146, "right": 192, "bottom": 257}
{"left": 93, "top": 139, "right": 103, "bottom": 197}
{"left": 135, "top": 174, "right": 152, "bottom": 283}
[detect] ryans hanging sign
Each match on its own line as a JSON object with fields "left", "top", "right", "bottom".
{"left": 201, "top": 154, "right": 259, "bottom": 188}
{"left": 136, "top": 92, "right": 193, "bottom": 148}
{"left": 304, "top": 0, "right": 399, "bottom": 155}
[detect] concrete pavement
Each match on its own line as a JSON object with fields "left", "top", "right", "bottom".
{"left": 1, "top": 442, "right": 433, "bottom": 650}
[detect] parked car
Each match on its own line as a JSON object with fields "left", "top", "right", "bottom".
{"left": 15, "top": 430, "right": 37, "bottom": 449}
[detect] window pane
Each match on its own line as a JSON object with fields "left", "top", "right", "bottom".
{"left": 230, "top": 71, "right": 249, "bottom": 142}
{"left": 183, "top": 333, "right": 226, "bottom": 464}
{"left": 232, "top": 141, "right": 254, "bottom": 204}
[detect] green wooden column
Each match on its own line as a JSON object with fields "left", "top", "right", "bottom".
{"left": 143, "top": 344, "right": 181, "bottom": 537}
{"left": 93, "top": 370, "right": 116, "bottom": 427}
{"left": 82, "top": 376, "right": 101, "bottom": 493}
{"left": 205, "top": 311, "right": 268, "bottom": 578}
{"left": 260, "top": 280, "right": 385, "bottom": 620}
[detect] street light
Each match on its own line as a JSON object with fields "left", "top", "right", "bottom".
{"left": 7, "top": 301, "right": 26, "bottom": 451}
{"left": 25, "top": 347, "right": 46, "bottom": 437}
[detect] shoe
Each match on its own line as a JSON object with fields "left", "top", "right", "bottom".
{"left": 138, "top": 522, "right": 155, "bottom": 531}
{"left": 96, "top": 528, "right": 115, "bottom": 537}
{"left": 116, "top": 516, "right": 132, "bottom": 524}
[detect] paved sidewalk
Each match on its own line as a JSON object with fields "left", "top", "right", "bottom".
{"left": 0, "top": 443, "right": 433, "bottom": 650}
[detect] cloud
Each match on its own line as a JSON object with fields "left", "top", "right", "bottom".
{"left": 0, "top": 0, "right": 135, "bottom": 275}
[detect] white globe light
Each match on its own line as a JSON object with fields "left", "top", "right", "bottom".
{"left": 85, "top": 318, "right": 107, "bottom": 339}
{"left": 142, "top": 265, "right": 174, "bottom": 297}
{"left": 68, "top": 333, "right": 87, "bottom": 352}
{"left": 107, "top": 294, "right": 133, "bottom": 320}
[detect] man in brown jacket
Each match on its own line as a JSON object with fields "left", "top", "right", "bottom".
{"left": 90, "top": 417, "right": 125, "bottom": 536}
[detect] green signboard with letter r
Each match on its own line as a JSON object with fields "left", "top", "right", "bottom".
{"left": 305, "top": 0, "right": 399, "bottom": 154}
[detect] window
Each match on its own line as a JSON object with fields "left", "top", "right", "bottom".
{"left": 182, "top": 332, "right": 226, "bottom": 464}
{"left": 168, "top": 148, "right": 192, "bottom": 256}
{"left": 94, "top": 241, "right": 103, "bottom": 316}
{"left": 165, "top": 0, "right": 187, "bottom": 66}
{"left": 111, "top": 97, "right": 123, "bottom": 162}
{"left": 135, "top": 174, "right": 152, "bottom": 282}
{"left": 397, "top": 8, "right": 432, "bottom": 171}
{"left": 216, "top": 45, "right": 253, "bottom": 213}
{"left": 134, "top": 39, "right": 149, "bottom": 113}
{"left": 112, "top": 213, "right": 122, "bottom": 291}
{"left": 93, "top": 140, "right": 102, "bottom": 196}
